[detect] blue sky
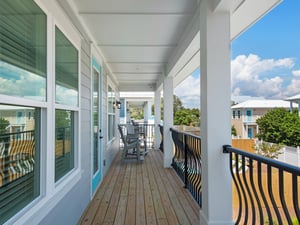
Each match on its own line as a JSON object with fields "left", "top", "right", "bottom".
{"left": 175, "top": 0, "right": 300, "bottom": 108}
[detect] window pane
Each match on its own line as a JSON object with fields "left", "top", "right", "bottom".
{"left": 93, "top": 69, "right": 99, "bottom": 174}
{"left": 0, "top": 1, "right": 46, "bottom": 101}
{"left": 108, "top": 86, "right": 114, "bottom": 114}
{"left": 55, "top": 109, "right": 74, "bottom": 181}
{"left": 0, "top": 104, "right": 40, "bottom": 224}
{"left": 55, "top": 27, "right": 78, "bottom": 106}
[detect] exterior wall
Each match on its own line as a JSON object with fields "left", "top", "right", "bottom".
{"left": 232, "top": 118, "right": 243, "bottom": 138}
{"left": 102, "top": 67, "right": 120, "bottom": 178}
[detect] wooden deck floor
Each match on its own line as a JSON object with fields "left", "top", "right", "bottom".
{"left": 78, "top": 149, "right": 200, "bottom": 225}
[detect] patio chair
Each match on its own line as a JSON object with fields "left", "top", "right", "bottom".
{"left": 118, "top": 125, "right": 144, "bottom": 162}
{"left": 127, "top": 123, "right": 148, "bottom": 155}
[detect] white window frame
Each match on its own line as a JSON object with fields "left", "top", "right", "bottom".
{"left": 107, "top": 82, "right": 116, "bottom": 143}
{"left": 53, "top": 21, "right": 81, "bottom": 185}
{"left": 1, "top": 1, "right": 82, "bottom": 224}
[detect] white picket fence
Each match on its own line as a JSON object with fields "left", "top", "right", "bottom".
{"left": 277, "top": 145, "right": 300, "bottom": 167}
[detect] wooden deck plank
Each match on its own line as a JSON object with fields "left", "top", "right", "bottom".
{"left": 142, "top": 157, "right": 158, "bottom": 225}
{"left": 151, "top": 150, "right": 199, "bottom": 225}
{"left": 102, "top": 163, "right": 126, "bottom": 224}
{"left": 149, "top": 153, "right": 180, "bottom": 225}
{"left": 136, "top": 163, "right": 146, "bottom": 225}
{"left": 124, "top": 163, "right": 136, "bottom": 225}
{"left": 78, "top": 149, "right": 200, "bottom": 225}
{"left": 145, "top": 155, "right": 167, "bottom": 221}
{"left": 80, "top": 153, "right": 120, "bottom": 225}
{"left": 92, "top": 159, "right": 123, "bottom": 225}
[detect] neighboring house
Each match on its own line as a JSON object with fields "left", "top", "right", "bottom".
{"left": 0, "top": 105, "right": 35, "bottom": 133}
{"left": 231, "top": 100, "right": 297, "bottom": 139}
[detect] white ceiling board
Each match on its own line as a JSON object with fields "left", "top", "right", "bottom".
{"left": 107, "top": 63, "right": 163, "bottom": 73}
{"left": 74, "top": 0, "right": 198, "bottom": 14}
{"left": 116, "top": 74, "right": 160, "bottom": 80}
{"left": 80, "top": 14, "right": 192, "bottom": 46}
{"left": 57, "top": 0, "right": 283, "bottom": 93}
{"left": 100, "top": 46, "right": 175, "bottom": 63}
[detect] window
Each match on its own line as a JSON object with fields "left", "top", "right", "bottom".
{"left": 237, "top": 110, "right": 241, "bottom": 119}
{"left": 0, "top": 104, "right": 40, "bottom": 224}
{"left": 54, "top": 27, "right": 78, "bottom": 182}
{"left": 55, "top": 27, "right": 78, "bottom": 106}
{"left": 55, "top": 109, "right": 74, "bottom": 181}
{"left": 232, "top": 111, "right": 236, "bottom": 119}
{"left": 108, "top": 85, "right": 116, "bottom": 141}
{"left": 0, "top": 1, "right": 46, "bottom": 101}
{"left": 0, "top": 1, "right": 45, "bottom": 223}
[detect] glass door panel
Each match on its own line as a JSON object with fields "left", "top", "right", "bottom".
{"left": 92, "top": 58, "right": 102, "bottom": 193}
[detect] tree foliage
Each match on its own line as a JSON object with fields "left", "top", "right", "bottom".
{"left": 174, "top": 108, "right": 200, "bottom": 126}
{"left": 130, "top": 108, "right": 144, "bottom": 120}
{"left": 0, "top": 117, "right": 9, "bottom": 134}
{"left": 256, "top": 108, "right": 300, "bottom": 147}
{"left": 150, "top": 94, "right": 200, "bottom": 127}
{"left": 231, "top": 125, "right": 237, "bottom": 136}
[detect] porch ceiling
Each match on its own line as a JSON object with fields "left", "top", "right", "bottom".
{"left": 57, "top": 0, "right": 281, "bottom": 92}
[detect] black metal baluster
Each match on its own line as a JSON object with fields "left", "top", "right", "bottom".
{"left": 233, "top": 152, "right": 244, "bottom": 224}
{"left": 267, "top": 166, "right": 282, "bottom": 224}
{"left": 279, "top": 169, "right": 292, "bottom": 224}
{"left": 249, "top": 159, "right": 264, "bottom": 224}
{"left": 242, "top": 156, "right": 255, "bottom": 225}
{"left": 257, "top": 162, "right": 272, "bottom": 224}
{"left": 292, "top": 174, "right": 300, "bottom": 221}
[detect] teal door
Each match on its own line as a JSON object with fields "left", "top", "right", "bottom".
{"left": 92, "top": 58, "right": 102, "bottom": 194}
{"left": 248, "top": 127, "right": 253, "bottom": 139}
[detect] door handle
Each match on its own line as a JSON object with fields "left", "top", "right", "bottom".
{"left": 99, "top": 136, "right": 103, "bottom": 139}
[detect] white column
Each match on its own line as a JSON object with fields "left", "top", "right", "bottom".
{"left": 163, "top": 76, "right": 174, "bottom": 168}
{"left": 154, "top": 89, "right": 161, "bottom": 150}
{"left": 290, "top": 101, "right": 293, "bottom": 114}
{"left": 200, "top": 1, "right": 233, "bottom": 224}
{"left": 143, "top": 102, "right": 148, "bottom": 122}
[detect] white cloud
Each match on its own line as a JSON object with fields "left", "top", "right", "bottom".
{"left": 285, "top": 79, "right": 300, "bottom": 96}
{"left": 231, "top": 54, "right": 295, "bottom": 99}
{"left": 174, "top": 75, "right": 200, "bottom": 109}
{"left": 175, "top": 54, "right": 299, "bottom": 107}
{"left": 292, "top": 70, "right": 300, "bottom": 77}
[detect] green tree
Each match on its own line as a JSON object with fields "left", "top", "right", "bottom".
{"left": 150, "top": 94, "right": 200, "bottom": 126}
{"left": 0, "top": 117, "right": 9, "bottom": 134}
{"left": 130, "top": 108, "right": 144, "bottom": 120}
{"left": 256, "top": 108, "right": 300, "bottom": 147}
{"left": 55, "top": 110, "right": 71, "bottom": 128}
{"left": 231, "top": 125, "right": 237, "bottom": 136}
{"left": 174, "top": 108, "right": 200, "bottom": 126}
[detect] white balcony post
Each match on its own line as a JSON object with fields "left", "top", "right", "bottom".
{"left": 199, "top": 0, "right": 233, "bottom": 224}
{"left": 143, "top": 102, "right": 148, "bottom": 122}
{"left": 163, "top": 76, "right": 174, "bottom": 168}
{"left": 154, "top": 89, "right": 161, "bottom": 149}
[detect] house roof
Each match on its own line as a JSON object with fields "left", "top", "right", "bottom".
{"left": 231, "top": 99, "right": 298, "bottom": 109}
{"left": 285, "top": 94, "right": 300, "bottom": 102}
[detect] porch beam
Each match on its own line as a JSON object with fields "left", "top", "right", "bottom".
{"left": 199, "top": 0, "right": 233, "bottom": 224}
{"left": 163, "top": 76, "right": 174, "bottom": 168}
